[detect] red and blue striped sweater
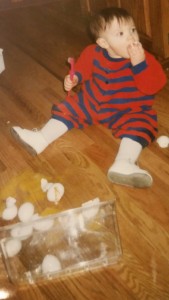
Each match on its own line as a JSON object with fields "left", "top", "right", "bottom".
{"left": 52, "top": 44, "right": 166, "bottom": 146}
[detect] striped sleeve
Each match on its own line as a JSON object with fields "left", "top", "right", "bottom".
{"left": 132, "top": 51, "right": 167, "bottom": 95}
{"left": 74, "top": 44, "right": 97, "bottom": 83}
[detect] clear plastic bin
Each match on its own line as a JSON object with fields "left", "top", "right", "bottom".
{"left": 0, "top": 200, "right": 122, "bottom": 284}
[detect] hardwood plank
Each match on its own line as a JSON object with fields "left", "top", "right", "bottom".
{"left": 0, "top": 1, "right": 168, "bottom": 299}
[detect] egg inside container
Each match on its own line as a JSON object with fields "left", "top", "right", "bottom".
{"left": 5, "top": 238, "right": 22, "bottom": 258}
{"left": 41, "top": 254, "right": 62, "bottom": 274}
{"left": 0, "top": 200, "right": 121, "bottom": 285}
{"left": 33, "top": 218, "right": 54, "bottom": 232}
{"left": 10, "top": 224, "right": 33, "bottom": 240}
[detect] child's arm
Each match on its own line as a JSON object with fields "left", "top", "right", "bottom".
{"left": 129, "top": 44, "right": 166, "bottom": 94}
{"left": 64, "top": 45, "right": 96, "bottom": 92}
{"left": 73, "top": 45, "right": 96, "bottom": 83}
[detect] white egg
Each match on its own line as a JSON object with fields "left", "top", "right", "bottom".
{"left": 6, "top": 197, "right": 17, "bottom": 208}
{"left": 18, "top": 202, "right": 35, "bottom": 222}
{"left": 2, "top": 205, "right": 18, "bottom": 221}
{"left": 33, "top": 218, "right": 54, "bottom": 231}
{"left": 5, "top": 238, "right": 22, "bottom": 257}
{"left": 47, "top": 183, "right": 64, "bottom": 203}
{"left": 156, "top": 135, "right": 169, "bottom": 148}
{"left": 10, "top": 224, "right": 33, "bottom": 240}
{"left": 41, "top": 254, "right": 61, "bottom": 274}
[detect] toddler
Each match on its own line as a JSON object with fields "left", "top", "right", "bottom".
{"left": 11, "top": 7, "right": 166, "bottom": 188}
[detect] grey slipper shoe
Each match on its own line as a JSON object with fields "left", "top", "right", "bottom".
{"left": 107, "top": 171, "right": 153, "bottom": 188}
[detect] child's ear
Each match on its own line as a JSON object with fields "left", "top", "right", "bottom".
{"left": 96, "top": 37, "right": 109, "bottom": 49}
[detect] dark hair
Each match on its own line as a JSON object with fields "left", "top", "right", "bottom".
{"left": 90, "top": 7, "right": 133, "bottom": 40}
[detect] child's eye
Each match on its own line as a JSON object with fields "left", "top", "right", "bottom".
{"left": 131, "top": 27, "right": 137, "bottom": 33}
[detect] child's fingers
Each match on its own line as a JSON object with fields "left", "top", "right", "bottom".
{"left": 64, "top": 75, "right": 71, "bottom": 84}
{"left": 64, "top": 76, "right": 73, "bottom": 91}
{"left": 64, "top": 74, "right": 78, "bottom": 91}
{"left": 64, "top": 83, "right": 73, "bottom": 91}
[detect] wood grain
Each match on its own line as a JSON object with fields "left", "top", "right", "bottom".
{"left": 0, "top": 0, "right": 169, "bottom": 299}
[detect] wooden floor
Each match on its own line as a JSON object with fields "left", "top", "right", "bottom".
{"left": 0, "top": 0, "right": 169, "bottom": 299}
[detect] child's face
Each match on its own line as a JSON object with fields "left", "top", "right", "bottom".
{"left": 98, "top": 17, "right": 139, "bottom": 58}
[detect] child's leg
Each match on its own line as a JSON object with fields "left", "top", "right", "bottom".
{"left": 107, "top": 137, "right": 152, "bottom": 188}
{"left": 11, "top": 88, "right": 98, "bottom": 155}
{"left": 11, "top": 119, "right": 68, "bottom": 155}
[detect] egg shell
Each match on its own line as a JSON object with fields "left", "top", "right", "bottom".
{"left": 156, "top": 135, "right": 169, "bottom": 148}
{"left": 41, "top": 178, "right": 53, "bottom": 192}
{"left": 5, "top": 239, "right": 22, "bottom": 257}
{"left": 47, "top": 183, "right": 64, "bottom": 203}
{"left": 6, "top": 197, "right": 17, "bottom": 208}
{"left": 41, "top": 178, "right": 48, "bottom": 191}
{"left": 45, "top": 183, "right": 54, "bottom": 191}
{"left": 2, "top": 205, "right": 18, "bottom": 221}
{"left": 18, "top": 202, "right": 35, "bottom": 222}
{"left": 10, "top": 224, "right": 33, "bottom": 240}
{"left": 41, "top": 254, "right": 61, "bottom": 274}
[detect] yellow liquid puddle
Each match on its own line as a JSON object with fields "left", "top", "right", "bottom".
{"left": 0, "top": 169, "right": 60, "bottom": 221}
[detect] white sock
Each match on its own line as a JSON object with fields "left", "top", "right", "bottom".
{"left": 107, "top": 138, "right": 152, "bottom": 187}
{"left": 108, "top": 137, "right": 145, "bottom": 174}
{"left": 40, "top": 119, "right": 68, "bottom": 145}
{"left": 11, "top": 119, "right": 68, "bottom": 155}
{"left": 115, "top": 137, "right": 142, "bottom": 164}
